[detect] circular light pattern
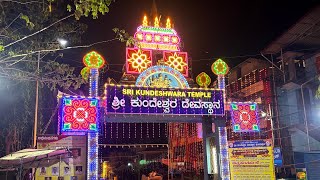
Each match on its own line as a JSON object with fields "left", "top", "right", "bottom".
{"left": 230, "top": 102, "right": 260, "bottom": 132}
{"left": 135, "top": 65, "right": 189, "bottom": 88}
{"left": 83, "top": 51, "right": 106, "bottom": 69}
{"left": 211, "top": 58, "right": 229, "bottom": 76}
{"left": 196, "top": 72, "right": 211, "bottom": 87}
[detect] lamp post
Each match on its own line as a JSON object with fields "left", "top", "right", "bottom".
{"left": 33, "top": 39, "right": 68, "bottom": 148}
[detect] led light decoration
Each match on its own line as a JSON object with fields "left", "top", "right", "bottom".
{"left": 219, "top": 127, "right": 230, "bottom": 180}
{"left": 211, "top": 59, "right": 229, "bottom": 76}
{"left": 196, "top": 72, "right": 211, "bottom": 88}
{"left": 230, "top": 102, "right": 260, "bottom": 132}
{"left": 81, "top": 67, "right": 89, "bottom": 80}
{"left": 87, "top": 132, "right": 99, "bottom": 180}
{"left": 135, "top": 65, "right": 189, "bottom": 88}
{"left": 61, "top": 97, "right": 98, "bottom": 132}
{"left": 163, "top": 51, "right": 188, "bottom": 77}
{"left": 154, "top": 17, "right": 159, "bottom": 27}
{"left": 126, "top": 48, "right": 152, "bottom": 74}
{"left": 143, "top": 15, "right": 148, "bottom": 26}
{"left": 166, "top": 18, "right": 171, "bottom": 29}
{"left": 83, "top": 51, "right": 105, "bottom": 69}
{"left": 134, "top": 21, "right": 181, "bottom": 51}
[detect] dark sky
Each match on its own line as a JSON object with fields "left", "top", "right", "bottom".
{"left": 67, "top": 0, "right": 319, "bottom": 81}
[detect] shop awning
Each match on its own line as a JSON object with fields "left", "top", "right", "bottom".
{"left": 0, "top": 148, "right": 69, "bottom": 169}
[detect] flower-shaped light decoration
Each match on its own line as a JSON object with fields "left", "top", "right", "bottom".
{"left": 230, "top": 102, "right": 260, "bottom": 132}
{"left": 61, "top": 97, "right": 98, "bottom": 132}
{"left": 163, "top": 51, "right": 188, "bottom": 77}
{"left": 196, "top": 72, "right": 211, "bottom": 88}
{"left": 81, "top": 67, "right": 89, "bottom": 80}
{"left": 83, "top": 51, "right": 106, "bottom": 69}
{"left": 211, "top": 59, "right": 229, "bottom": 76}
{"left": 126, "top": 48, "right": 152, "bottom": 74}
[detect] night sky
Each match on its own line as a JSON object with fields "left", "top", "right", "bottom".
{"left": 65, "top": 0, "right": 318, "bottom": 81}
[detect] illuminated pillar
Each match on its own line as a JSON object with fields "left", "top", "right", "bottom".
{"left": 83, "top": 51, "right": 106, "bottom": 180}
{"left": 211, "top": 59, "right": 230, "bottom": 180}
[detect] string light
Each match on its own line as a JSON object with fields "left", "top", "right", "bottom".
{"left": 166, "top": 18, "right": 171, "bottom": 28}
{"left": 152, "top": 122, "right": 155, "bottom": 138}
{"left": 142, "top": 15, "right": 148, "bottom": 26}
{"left": 154, "top": 17, "right": 159, "bottom": 27}
{"left": 219, "top": 127, "right": 230, "bottom": 180}
{"left": 134, "top": 123, "right": 137, "bottom": 139}
{"left": 110, "top": 122, "right": 113, "bottom": 139}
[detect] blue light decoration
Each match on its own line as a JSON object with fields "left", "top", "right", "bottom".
{"left": 135, "top": 65, "right": 189, "bottom": 88}
{"left": 219, "top": 127, "right": 230, "bottom": 180}
{"left": 105, "top": 84, "right": 225, "bottom": 116}
{"left": 87, "top": 68, "right": 99, "bottom": 180}
{"left": 60, "top": 96, "right": 99, "bottom": 133}
{"left": 274, "top": 147, "right": 283, "bottom": 167}
{"left": 83, "top": 50, "right": 105, "bottom": 180}
{"left": 87, "top": 132, "right": 99, "bottom": 180}
{"left": 89, "top": 68, "right": 99, "bottom": 97}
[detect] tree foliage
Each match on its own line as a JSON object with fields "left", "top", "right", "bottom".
{"left": 0, "top": 0, "right": 132, "bottom": 155}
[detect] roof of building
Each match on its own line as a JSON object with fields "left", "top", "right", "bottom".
{"left": 262, "top": 5, "right": 320, "bottom": 54}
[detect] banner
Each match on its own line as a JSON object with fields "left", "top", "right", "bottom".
{"left": 274, "top": 147, "right": 283, "bottom": 167}
{"left": 105, "top": 84, "right": 224, "bottom": 116}
{"left": 36, "top": 135, "right": 87, "bottom": 180}
{"left": 228, "top": 139, "right": 275, "bottom": 180}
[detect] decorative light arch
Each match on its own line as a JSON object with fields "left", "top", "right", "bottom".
{"left": 135, "top": 65, "right": 189, "bottom": 88}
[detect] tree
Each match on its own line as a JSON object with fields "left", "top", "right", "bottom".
{"left": 0, "top": 0, "right": 133, "bottom": 155}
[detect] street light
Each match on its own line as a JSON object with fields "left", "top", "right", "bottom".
{"left": 57, "top": 38, "right": 68, "bottom": 48}
{"left": 33, "top": 38, "right": 68, "bottom": 147}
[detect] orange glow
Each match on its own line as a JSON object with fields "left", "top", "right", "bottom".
{"left": 143, "top": 15, "right": 148, "bottom": 26}
{"left": 154, "top": 17, "right": 159, "bottom": 27}
{"left": 166, "top": 18, "right": 171, "bottom": 28}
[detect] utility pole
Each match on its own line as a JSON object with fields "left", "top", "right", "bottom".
{"left": 33, "top": 51, "right": 40, "bottom": 148}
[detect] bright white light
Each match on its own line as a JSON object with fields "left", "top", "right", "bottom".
{"left": 128, "top": 163, "right": 132, "bottom": 167}
{"left": 212, "top": 147, "right": 218, "bottom": 174}
{"left": 261, "top": 111, "right": 267, "bottom": 118}
{"left": 57, "top": 38, "right": 68, "bottom": 47}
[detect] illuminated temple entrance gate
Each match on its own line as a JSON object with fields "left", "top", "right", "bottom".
{"left": 102, "top": 15, "right": 231, "bottom": 180}
{"left": 103, "top": 62, "right": 230, "bottom": 180}
{"left": 56, "top": 15, "right": 231, "bottom": 180}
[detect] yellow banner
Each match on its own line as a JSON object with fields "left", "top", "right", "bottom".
{"left": 229, "top": 146, "right": 275, "bottom": 180}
